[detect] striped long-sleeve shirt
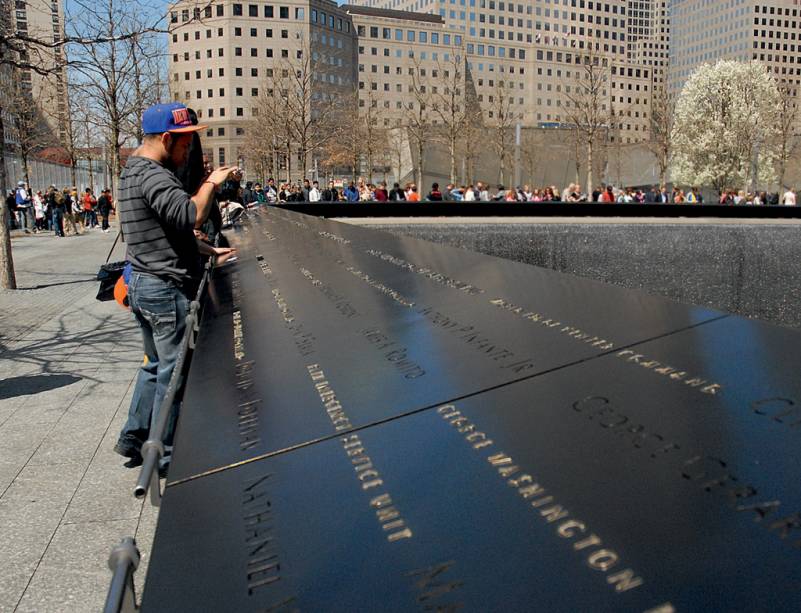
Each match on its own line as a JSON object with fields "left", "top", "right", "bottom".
{"left": 118, "top": 156, "right": 199, "bottom": 291}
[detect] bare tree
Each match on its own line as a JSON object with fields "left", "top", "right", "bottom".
{"left": 432, "top": 46, "right": 466, "bottom": 184}
{"left": 0, "top": 0, "right": 206, "bottom": 288}
{"left": 487, "top": 78, "right": 515, "bottom": 186}
{"left": 249, "top": 35, "right": 342, "bottom": 182}
{"left": 564, "top": 47, "right": 611, "bottom": 192}
{"left": 776, "top": 80, "right": 800, "bottom": 190}
{"left": 455, "top": 64, "right": 483, "bottom": 185}
{"left": 520, "top": 128, "right": 545, "bottom": 186}
{"left": 327, "top": 87, "right": 386, "bottom": 182}
{"left": 386, "top": 126, "right": 409, "bottom": 186}
{"left": 647, "top": 79, "right": 674, "bottom": 187}
{"left": 357, "top": 85, "right": 387, "bottom": 183}
{"left": 403, "top": 53, "right": 432, "bottom": 189}
{"left": 251, "top": 67, "right": 294, "bottom": 180}
{"left": 6, "top": 74, "right": 57, "bottom": 186}
{"left": 68, "top": 3, "right": 160, "bottom": 197}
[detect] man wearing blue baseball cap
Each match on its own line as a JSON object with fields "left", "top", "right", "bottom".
{"left": 114, "top": 102, "right": 236, "bottom": 470}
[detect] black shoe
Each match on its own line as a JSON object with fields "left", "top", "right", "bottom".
{"left": 123, "top": 456, "right": 143, "bottom": 469}
{"left": 114, "top": 436, "right": 142, "bottom": 459}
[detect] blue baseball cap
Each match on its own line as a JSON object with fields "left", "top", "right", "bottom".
{"left": 142, "top": 102, "right": 207, "bottom": 135}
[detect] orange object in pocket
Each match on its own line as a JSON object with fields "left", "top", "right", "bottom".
{"left": 114, "top": 275, "right": 129, "bottom": 309}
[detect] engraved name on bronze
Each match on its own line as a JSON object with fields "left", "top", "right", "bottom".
{"left": 299, "top": 267, "right": 359, "bottom": 320}
{"left": 436, "top": 404, "right": 647, "bottom": 596}
{"left": 340, "top": 262, "right": 416, "bottom": 309}
{"left": 416, "top": 306, "right": 536, "bottom": 374}
{"left": 307, "top": 365, "right": 413, "bottom": 543}
{"left": 364, "top": 248, "right": 485, "bottom": 295}
{"left": 256, "top": 250, "right": 318, "bottom": 357}
{"left": 489, "top": 297, "right": 615, "bottom": 351}
{"left": 241, "top": 474, "right": 287, "bottom": 598}
{"left": 615, "top": 350, "right": 722, "bottom": 395}
{"left": 405, "top": 560, "right": 464, "bottom": 610}
{"left": 572, "top": 396, "right": 801, "bottom": 554}
{"left": 360, "top": 327, "right": 426, "bottom": 379}
{"left": 318, "top": 230, "right": 351, "bottom": 245}
{"left": 234, "top": 360, "right": 262, "bottom": 452}
{"left": 751, "top": 397, "right": 801, "bottom": 430}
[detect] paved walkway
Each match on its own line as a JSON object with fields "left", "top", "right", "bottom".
{"left": 0, "top": 228, "right": 156, "bottom": 612}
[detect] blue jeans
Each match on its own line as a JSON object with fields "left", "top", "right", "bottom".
{"left": 52, "top": 208, "right": 64, "bottom": 236}
{"left": 119, "top": 272, "right": 189, "bottom": 452}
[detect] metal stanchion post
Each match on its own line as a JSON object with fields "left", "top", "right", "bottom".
{"left": 103, "top": 537, "right": 140, "bottom": 613}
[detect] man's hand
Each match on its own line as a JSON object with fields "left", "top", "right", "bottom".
{"left": 213, "top": 247, "right": 237, "bottom": 266}
{"left": 207, "top": 165, "right": 237, "bottom": 188}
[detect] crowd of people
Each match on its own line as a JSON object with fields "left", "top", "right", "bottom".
{"left": 225, "top": 178, "right": 798, "bottom": 206}
{"left": 6, "top": 182, "right": 116, "bottom": 236}
{"left": 5, "top": 175, "right": 798, "bottom": 231}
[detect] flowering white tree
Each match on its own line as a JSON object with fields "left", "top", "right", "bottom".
{"left": 671, "top": 60, "right": 781, "bottom": 193}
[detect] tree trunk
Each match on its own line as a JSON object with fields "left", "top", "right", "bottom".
{"left": 449, "top": 134, "right": 456, "bottom": 185}
{"left": 0, "top": 106, "right": 16, "bottom": 289}
{"left": 416, "top": 138, "right": 423, "bottom": 189}
{"left": 586, "top": 139, "right": 594, "bottom": 194}
{"left": 70, "top": 155, "right": 77, "bottom": 192}
{"left": 110, "top": 123, "right": 122, "bottom": 201}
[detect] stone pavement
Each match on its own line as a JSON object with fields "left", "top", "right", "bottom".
{"left": 0, "top": 228, "right": 157, "bottom": 612}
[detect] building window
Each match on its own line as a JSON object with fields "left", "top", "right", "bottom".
{"left": 265, "top": 5, "right": 273, "bottom": 17}
{"left": 218, "top": 127, "right": 225, "bottom": 136}
{"left": 233, "top": 4, "right": 242, "bottom": 17}
{"left": 216, "top": 5, "right": 224, "bottom": 17}
{"left": 248, "top": 4, "right": 258, "bottom": 17}
{"left": 236, "top": 108, "right": 244, "bottom": 116}
{"left": 279, "top": 6, "right": 289, "bottom": 19}
{"left": 295, "top": 7, "right": 304, "bottom": 20}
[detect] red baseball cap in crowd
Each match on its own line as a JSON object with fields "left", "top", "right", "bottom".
{"left": 142, "top": 102, "right": 207, "bottom": 134}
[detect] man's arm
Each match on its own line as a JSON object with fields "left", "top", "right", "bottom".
{"left": 190, "top": 165, "right": 236, "bottom": 226}
{"left": 196, "top": 237, "right": 237, "bottom": 264}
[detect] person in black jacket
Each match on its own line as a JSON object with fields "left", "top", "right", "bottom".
{"left": 97, "top": 189, "right": 114, "bottom": 232}
{"left": 389, "top": 182, "right": 405, "bottom": 201}
{"left": 322, "top": 180, "right": 338, "bottom": 202}
{"left": 427, "top": 182, "right": 443, "bottom": 201}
